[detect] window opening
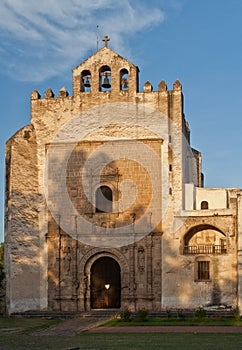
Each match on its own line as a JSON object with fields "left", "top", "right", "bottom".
{"left": 197, "top": 260, "right": 210, "bottom": 281}
{"left": 96, "top": 185, "right": 113, "bottom": 213}
{"left": 201, "top": 201, "right": 209, "bottom": 210}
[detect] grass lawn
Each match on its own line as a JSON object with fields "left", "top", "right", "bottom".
{"left": 102, "top": 317, "right": 242, "bottom": 327}
{"left": 0, "top": 316, "right": 62, "bottom": 330}
{"left": 1, "top": 332, "right": 242, "bottom": 350}
{"left": 0, "top": 317, "right": 242, "bottom": 350}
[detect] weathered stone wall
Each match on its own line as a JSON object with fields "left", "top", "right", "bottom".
{"left": 5, "top": 125, "right": 43, "bottom": 313}
{"left": 237, "top": 193, "right": 242, "bottom": 312}
{"left": 163, "top": 207, "right": 237, "bottom": 308}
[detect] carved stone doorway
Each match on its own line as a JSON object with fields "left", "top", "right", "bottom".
{"left": 90, "top": 257, "right": 121, "bottom": 309}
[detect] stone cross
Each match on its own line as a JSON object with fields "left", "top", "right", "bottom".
{"left": 102, "top": 35, "right": 110, "bottom": 47}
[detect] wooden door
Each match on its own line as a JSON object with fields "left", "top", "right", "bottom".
{"left": 91, "top": 257, "right": 121, "bottom": 309}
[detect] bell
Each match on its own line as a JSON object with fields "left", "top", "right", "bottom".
{"left": 123, "top": 81, "right": 128, "bottom": 89}
{"left": 102, "top": 75, "right": 111, "bottom": 89}
{"left": 121, "top": 77, "right": 128, "bottom": 89}
{"left": 84, "top": 77, "right": 91, "bottom": 88}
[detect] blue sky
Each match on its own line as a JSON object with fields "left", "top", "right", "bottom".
{"left": 1, "top": 0, "right": 242, "bottom": 242}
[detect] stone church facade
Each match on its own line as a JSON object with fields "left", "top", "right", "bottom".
{"left": 5, "top": 37, "right": 242, "bottom": 314}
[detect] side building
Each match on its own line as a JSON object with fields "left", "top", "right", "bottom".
{"left": 4, "top": 37, "right": 242, "bottom": 314}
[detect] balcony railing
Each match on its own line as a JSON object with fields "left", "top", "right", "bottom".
{"left": 183, "top": 245, "right": 227, "bottom": 255}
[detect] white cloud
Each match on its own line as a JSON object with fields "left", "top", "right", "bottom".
{"left": 0, "top": 0, "right": 165, "bottom": 82}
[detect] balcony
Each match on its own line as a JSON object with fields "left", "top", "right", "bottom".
{"left": 183, "top": 245, "right": 227, "bottom": 255}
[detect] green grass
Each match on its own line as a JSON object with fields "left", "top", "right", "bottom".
{"left": 0, "top": 316, "right": 63, "bottom": 335}
{"left": 102, "top": 316, "right": 242, "bottom": 327}
{"left": 0, "top": 317, "right": 242, "bottom": 350}
{"left": 0, "top": 332, "right": 242, "bottom": 350}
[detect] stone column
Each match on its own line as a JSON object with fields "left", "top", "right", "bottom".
{"left": 146, "top": 235, "right": 153, "bottom": 297}
{"left": 129, "top": 243, "right": 136, "bottom": 311}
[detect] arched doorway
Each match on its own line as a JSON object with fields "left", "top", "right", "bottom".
{"left": 91, "top": 257, "right": 121, "bottom": 309}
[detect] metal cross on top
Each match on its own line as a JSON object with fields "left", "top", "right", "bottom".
{"left": 102, "top": 35, "right": 110, "bottom": 47}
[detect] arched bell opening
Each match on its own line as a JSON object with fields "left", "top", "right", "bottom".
{"left": 81, "top": 70, "right": 91, "bottom": 92}
{"left": 99, "top": 65, "right": 112, "bottom": 91}
{"left": 120, "top": 68, "right": 129, "bottom": 91}
{"left": 90, "top": 257, "right": 121, "bottom": 309}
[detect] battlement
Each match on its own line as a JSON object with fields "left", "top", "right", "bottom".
{"left": 30, "top": 79, "right": 182, "bottom": 101}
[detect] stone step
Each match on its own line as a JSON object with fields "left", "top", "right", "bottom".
{"left": 10, "top": 309, "right": 120, "bottom": 319}
{"left": 148, "top": 309, "right": 234, "bottom": 318}
{"left": 10, "top": 308, "right": 234, "bottom": 319}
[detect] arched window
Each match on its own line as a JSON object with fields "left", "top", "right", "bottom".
{"left": 120, "top": 68, "right": 129, "bottom": 91}
{"left": 95, "top": 186, "right": 113, "bottom": 213}
{"left": 81, "top": 70, "right": 91, "bottom": 92}
{"left": 201, "top": 201, "right": 209, "bottom": 210}
{"left": 99, "top": 66, "right": 112, "bottom": 92}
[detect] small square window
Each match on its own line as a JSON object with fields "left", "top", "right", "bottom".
{"left": 197, "top": 261, "right": 210, "bottom": 281}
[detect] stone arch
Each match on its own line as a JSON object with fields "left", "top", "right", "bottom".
{"left": 81, "top": 248, "right": 129, "bottom": 275}
{"left": 183, "top": 224, "right": 227, "bottom": 254}
{"left": 81, "top": 69, "right": 91, "bottom": 92}
{"left": 120, "top": 68, "right": 129, "bottom": 91}
{"left": 201, "top": 200, "right": 209, "bottom": 210}
{"left": 80, "top": 248, "right": 129, "bottom": 310}
{"left": 99, "top": 65, "right": 112, "bottom": 91}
